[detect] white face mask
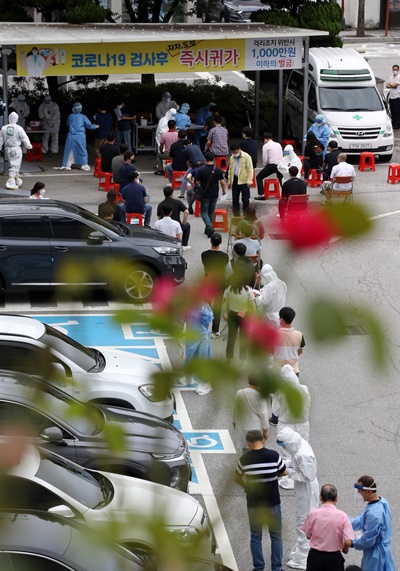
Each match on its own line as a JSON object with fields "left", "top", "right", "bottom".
{"left": 393, "top": 70, "right": 399, "bottom": 76}
{"left": 233, "top": 153, "right": 240, "bottom": 158}
{"left": 39, "top": 189, "right": 46, "bottom": 196}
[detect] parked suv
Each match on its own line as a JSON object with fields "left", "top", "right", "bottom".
{"left": 201, "top": 0, "right": 269, "bottom": 22}
{"left": 0, "top": 200, "right": 186, "bottom": 302}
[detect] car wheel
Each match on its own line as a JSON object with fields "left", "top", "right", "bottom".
{"left": 201, "top": 12, "right": 210, "bottom": 22}
{"left": 122, "top": 544, "right": 155, "bottom": 565}
{"left": 285, "top": 116, "right": 294, "bottom": 139}
{"left": 124, "top": 265, "right": 156, "bottom": 303}
{"left": 220, "top": 12, "right": 230, "bottom": 22}
{"left": 378, "top": 154, "right": 393, "bottom": 163}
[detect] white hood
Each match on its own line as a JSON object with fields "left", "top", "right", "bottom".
{"left": 277, "top": 427, "right": 318, "bottom": 483}
{"left": 9, "top": 111, "right": 19, "bottom": 125}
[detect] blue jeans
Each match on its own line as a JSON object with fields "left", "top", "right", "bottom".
{"left": 200, "top": 197, "right": 218, "bottom": 233}
{"left": 248, "top": 504, "right": 283, "bottom": 571}
{"left": 117, "top": 129, "right": 132, "bottom": 151}
{"left": 165, "top": 163, "right": 173, "bottom": 183}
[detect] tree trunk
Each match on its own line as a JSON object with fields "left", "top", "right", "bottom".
{"left": 141, "top": 74, "right": 156, "bottom": 86}
{"left": 356, "top": 0, "right": 365, "bottom": 37}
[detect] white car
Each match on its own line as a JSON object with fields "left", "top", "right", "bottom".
{"left": 5, "top": 446, "right": 215, "bottom": 563}
{"left": 0, "top": 314, "right": 174, "bottom": 421}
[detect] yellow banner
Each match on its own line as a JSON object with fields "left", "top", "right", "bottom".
{"left": 17, "top": 40, "right": 246, "bottom": 76}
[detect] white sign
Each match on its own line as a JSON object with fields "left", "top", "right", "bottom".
{"left": 245, "top": 37, "right": 302, "bottom": 70}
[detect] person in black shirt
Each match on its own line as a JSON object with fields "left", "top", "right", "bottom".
{"left": 226, "top": 242, "right": 256, "bottom": 288}
{"left": 196, "top": 151, "right": 227, "bottom": 237}
{"left": 303, "top": 132, "right": 323, "bottom": 179}
{"left": 240, "top": 126, "right": 258, "bottom": 168}
{"left": 157, "top": 185, "right": 191, "bottom": 250}
{"left": 119, "top": 150, "right": 138, "bottom": 191}
{"left": 322, "top": 140, "right": 341, "bottom": 181}
{"left": 98, "top": 189, "right": 123, "bottom": 222}
{"left": 166, "top": 129, "right": 188, "bottom": 183}
{"left": 279, "top": 166, "right": 307, "bottom": 219}
{"left": 201, "top": 232, "right": 229, "bottom": 336}
{"left": 235, "top": 429, "right": 287, "bottom": 571}
{"left": 99, "top": 133, "right": 119, "bottom": 173}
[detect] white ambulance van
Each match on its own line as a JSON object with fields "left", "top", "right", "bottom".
{"left": 284, "top": 47, "right": 393, "bottom": 161}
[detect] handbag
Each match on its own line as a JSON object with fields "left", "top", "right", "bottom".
{"left": 194, "top": 169, "right": 215, "bottom": 202}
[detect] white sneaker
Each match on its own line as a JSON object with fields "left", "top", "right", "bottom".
{"left": 60, "top": 165, "right": 71, "bottom": 171}
{"left": 16, "top": 177, "right": 23, "bottom": 187}
{"left": 5, "top": 178, "right": 18, "bottom": 190}
{"left": 182, "top": 245, "right": 191, "bottom": 251}
{"left": 210, "top": 332, "right": 220, "bottom": 339}
{"left": 196, "top": 383, "right": 212, "bottom": 396}
{"left": 175, "top": 376, "right": 196, "bottom": 387}
{"left": 81, "top": 164, "right": 91, "bottom": 171}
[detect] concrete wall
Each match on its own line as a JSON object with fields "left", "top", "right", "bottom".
{"left": 341, "top": 0, "right": 381, "bottom": 29}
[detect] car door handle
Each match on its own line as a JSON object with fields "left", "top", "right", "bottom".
{"left": 53, "top": 246, "right": 69, "bottom": 252}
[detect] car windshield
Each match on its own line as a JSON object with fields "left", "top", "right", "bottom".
{"left": 36, "top": 449, "right": 113, "bottom": 509}
{"left": 40, "top": 324, "right": 105, "bottom": 373}
{"left": 40, "top": 389, "right": 102, "bottom": 436}
{"left": 319, "top": 87, "right": 383, "bottom": 112}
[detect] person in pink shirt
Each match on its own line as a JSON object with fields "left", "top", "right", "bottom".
{"left": 301, "top": 484, "right": 354, "bottom": 571}
{"left": 255, "top": 132, "right": 284, "bottom": 200}
{"left": 154, "top": 119, "right": 178, "bottom": 174}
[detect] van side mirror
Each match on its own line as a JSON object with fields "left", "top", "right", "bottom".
{"left": 48, "top": 505, "right": 75, "bottom": 518}
{"left": 41, "top": 426, "right": 64, "bottom": 443}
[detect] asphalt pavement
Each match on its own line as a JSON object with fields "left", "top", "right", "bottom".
{"left": 0, "top": 126, "right": 399, "bottom": 570}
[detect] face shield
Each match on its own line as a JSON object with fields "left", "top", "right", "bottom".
{"left": 353, "top": 482, "right": 376, "bottom": 505}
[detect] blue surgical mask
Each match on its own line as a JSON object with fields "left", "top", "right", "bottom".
{"left": 277, "top": 441, "right": 286, "bottom": 447}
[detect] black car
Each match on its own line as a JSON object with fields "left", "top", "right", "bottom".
{"left": 0, "top": 510, "right": 143, "bottom": 571}
{"left": 201, "top": 0, "right": 269, "bottom": 22}
{"left": 0, "top": 370, "right": 191, "bottom": 491}
{"left": 0, "top": 200, "right": 186, "bottom": 302}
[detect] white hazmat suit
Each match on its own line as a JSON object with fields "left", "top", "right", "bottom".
{"left": 255, "top": 264, "right": 287, "bottom": 327}
{"left": 156, "top": 108, "right": 177, "bottom": 148}
{"left": 38, "top": 95, "right": 60, "bottom": 154}
{"left": 9, "top": 94, "right": 30, "bottom": 128}
{"left": 277, "top": 145, "right": 303, "bottom": 184}
{"left": 277, "top": 427, "right": 319, "bottom": 570}
{"left": 0, "top": 112, "right": 32, "bottom": 189}
{"left": 155, "top": 91, "right": 179, "bottom": 121}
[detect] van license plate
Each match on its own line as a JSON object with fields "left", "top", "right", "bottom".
{"left": 349, "top": 144, "right": 372, "bottom": 149}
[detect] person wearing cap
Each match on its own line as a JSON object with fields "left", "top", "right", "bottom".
{"left": 9, "top": 94, "right": 30, "bottom": 128}
{"left": 175, "top": 103, "right": 192, "bottom": 130}
{"left": 277, "top": 427, "right": 319, "bottom": 569}
{"left": 201, "top": 232, "right": 229, "bottom": 336}
{"left": 155, "top": 91, "right": 179, "bottom": 121}
{"left": 345, "top": 476, "right": 396, "bottom": 571}
{"left": 60, "top": 102, "right": 98, "bottom": 171}
{"left": 38, "top": 95, "right": 61, "bottom": 156}
{"left": 277, "top": 144, "right": 303, "bottom": 185}
{"left": 307, "top": 114, "right": 330, "bottom": 151}
{"left": 302, "top": 484, "right": 354, "bottom": 571}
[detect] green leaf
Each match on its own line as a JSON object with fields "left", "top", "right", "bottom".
{"left": 279, "top": 384, "right": 304, "bottom": 420}
{"left": 102, "top": 423, "right": 126, "bottom": 453}
{"left": 327, "top": 203, "right": 372, "bottom": 238}
{"left": 356, "top": 307, "right": 388, "bottom": 371}
{"left": 308, "top": 298, "right": 348, "bottom": 341}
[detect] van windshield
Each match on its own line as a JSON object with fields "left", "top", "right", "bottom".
{"left": 319, "top": 87, "right": 383, "bottom": 112}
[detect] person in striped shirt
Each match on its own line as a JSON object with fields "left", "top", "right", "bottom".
{"left": 235, "top": 429, "right": 288, "bottom": 571}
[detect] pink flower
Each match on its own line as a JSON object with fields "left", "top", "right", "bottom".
{"left": 279, "top": 209, "right": 339, "bottom": 251}
{"left": 243, "top": 316, "right": 281, "bottom": 353}
{"left": 150, "top": 276, "right": 177, "bottom": 313}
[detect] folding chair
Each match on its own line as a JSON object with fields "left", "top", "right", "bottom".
{"left": 286, "top": 194, "right": 309, "bottom": 218}
{"left": 332, "top": 175, "right": 354, "bottom": 204}
{"left": 227, "top": 216, "right": 244, "bottom": 252}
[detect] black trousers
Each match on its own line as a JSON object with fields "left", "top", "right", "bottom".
{"left": 232, "top": 175, "right": 250, "bottom": 217}
{"left": 306, "top": 548, "right": 344, "bottom": 571}
{"left": 256, "top": 164, "right": 282, "bottom": 196}
{"left": 389, "top": 97, "right": 400, "bottom": 128}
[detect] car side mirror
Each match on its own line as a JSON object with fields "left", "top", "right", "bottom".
{"left": 48, "top": 505, "right": 75, "bottom": 518}
{"left": 41, "top": 426, "right": 64, "bottom": 443}
{"left": 87, "top": 231, "right": 104, "bottom": 245}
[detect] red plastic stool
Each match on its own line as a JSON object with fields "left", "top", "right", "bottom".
{"left": 263, "top": 178, "right": 281, "bottom": 199}
{"left": 387, "top": 163, "right": 400, "bottom": 184}
{"left": 26, "top": 142, "right": 43, "bottom": 162}
{"left": 306, "top": 169, "right": 323, "bottom": 188}
{"left": 215, "top": 156, "right": 228, "bottom": 170}
{"left": 298, "top": 155, "right": 305, "bottom": 175}
{"left": 171, "top": 170, "right": 186, "bottom": 189}
{"left": 251, "top": 172, "right": 257, "bottom": 188}
{"left": 94, "top": 158, "right": 102, "bottom": 177}
{"left": 113, "top": 184, "right": 120, "bottom": 201}
{"left": 213, "top": 209, "right": 228, "bottom": 232}
{"left": 126, "top": 212, "right": 143, "bottom": 226}
{"left": 98, "top": 172, "right": 116, "bottom": 192}
{"left": 194, "top": 200, "right": 201, "bottom": 218}
{"left": 358, "top": 152, "right": 376, "bottom": 172}
{"left": 281, "top": 139, "right": 296, "bottom": 150}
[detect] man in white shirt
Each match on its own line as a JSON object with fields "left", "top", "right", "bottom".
{"left": 255, "top": 132, "right": 283, "bottom": 200}
{"left": 154, "top": 205, "right": 182, "bottom": 242}
{"left": 322, "top": 153, "right": 355, "bottom": 203}
{"left": 386, "top": 64, "right": 400, "bottom": 129}
{"left": 233, "top": 375, "right": 269, "bottom": 454}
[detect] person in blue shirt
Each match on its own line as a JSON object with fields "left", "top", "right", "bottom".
{"left": 61, "top": 102, "right": 98, "bottom": 171}
{"left": 121, "top": 170, "right": 152, "bottom": 227}
{"left": 175, "top": 103, "right": 192, "bottom": 130}
{"left": 307, "top": 114, "right": 331, "bottom": 151}
{"left": 194, "top": 102, "right": 214, "bottom": 146}
{"left": 94, "top": 106, "right": 114, "bottom": 157}
{"left": 344, "top": 476, "right": 396, "bottom": 571}
{"left": 184, "top": 302, "right": 214, "bottom": 395}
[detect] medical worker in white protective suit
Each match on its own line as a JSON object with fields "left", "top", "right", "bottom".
{"left": 9, "top": 94, "right": 30, "bottom": 128}
{"left": 277, "top": 427, "right": 319, "bottom": 570}
{"left": 155, "top": 91, "right": 179, "bottom": 121}
{"left": 277, "top": 145, "right": 303, "bottom": 185}
{"left": 61, "top": 102, "right": 98, "bottom": 171}
{"left": 272, "top": 365, "right": 311, "bottom": 490}
{"left": 254, "top": 264, "right": 287, "bottom": 328}
{"left": 0, "top": 112, "right": 32, "bottom": 189}
{"left": 156, "top": 107, "right": 177, "bottom": 149}
{"left": 38, "top": 95, "right": 61, "bottom": 156}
